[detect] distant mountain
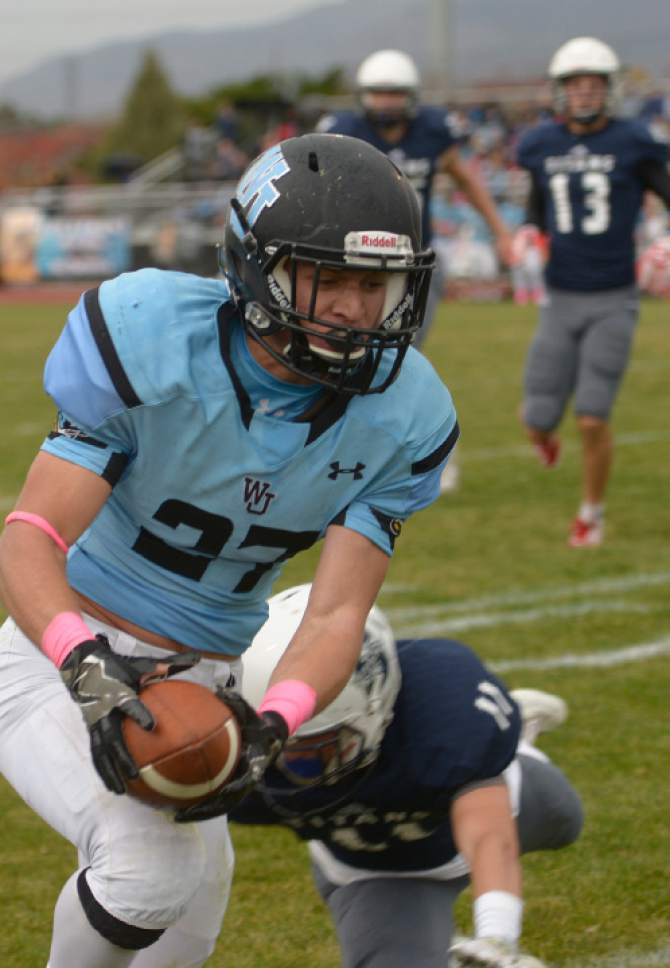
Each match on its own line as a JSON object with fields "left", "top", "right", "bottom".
{"left": 2, "top": 0, "right": 669, "bottom": 119}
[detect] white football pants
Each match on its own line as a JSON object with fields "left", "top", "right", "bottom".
{"left": 0, "top": 615, "right": 238, "bottom": 959}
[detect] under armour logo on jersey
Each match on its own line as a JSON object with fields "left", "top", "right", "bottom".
{"left": 328, "top": 461, "right": 366, "bottom": 481}
{"left": 243, "top": 477, "right": 276, "bottom": 515}
{"left": 474, "top": 681, "right": 514, "bottom": 731}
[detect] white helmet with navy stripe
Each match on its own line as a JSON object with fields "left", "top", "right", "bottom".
{"left": 242, "top": 584, "right": 401, "bottom": 785}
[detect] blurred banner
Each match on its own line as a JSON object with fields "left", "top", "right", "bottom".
{"left": 0, "top": 207, "right": 42, "bottom": 284}
{"left": 35, "top": 217, "right": 131, "bottom": 279}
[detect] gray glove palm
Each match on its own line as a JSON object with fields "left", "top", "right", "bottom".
{"left": 60, "top": 634, "right": 200, "bottom": 795}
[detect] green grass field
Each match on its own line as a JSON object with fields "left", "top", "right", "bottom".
{"left": 1, "top": 296, "right": 669, "bottom": 967}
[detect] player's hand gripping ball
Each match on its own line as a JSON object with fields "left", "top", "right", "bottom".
{"left": 121, "top": 680, "right": 242, "bottom": 808}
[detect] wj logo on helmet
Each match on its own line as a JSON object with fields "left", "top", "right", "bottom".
{"left": 243, "top": 477, "right": 276, "bottom": 515}
{"left": 235, "top": 143, "right": 291, "bottom": 230}
{"left": 328, "top": 461, "right": 366, "bottom": 481}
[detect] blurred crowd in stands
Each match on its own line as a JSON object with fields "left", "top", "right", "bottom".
{"left": 178, "top": 90, "right": 670, "bottom": 298}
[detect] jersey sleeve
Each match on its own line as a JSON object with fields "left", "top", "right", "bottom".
{"left": 515, "top": 125, "right": 543, "bottom": 172}
{"left": 315, "top": 112, "right": 354, "bottom": 135}
{"left": 397, "top": 639, "right": 522, "bottom": 799}
{"left": 423, "top": 106, "right": 459, "bottom": 154}
{"left": 330, "top": 363, "right": 459, "bottom": 556}
{"left": 40, "top": 287, "right": 140, "bottom": 484}
{"left": 633, "top": 120, "right": 670, "bottom": 166}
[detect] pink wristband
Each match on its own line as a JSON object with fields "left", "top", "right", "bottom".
{"left": 5, "top": 512, "right": 69, "bottom": 555}
{"left": 41, "top": 612, "right": 94, "bottom": 668}
{"left": 258, "top": 680, "right": 317, "bottom": 736}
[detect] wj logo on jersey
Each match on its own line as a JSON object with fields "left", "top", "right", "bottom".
{"left": 243, "top": 477, "right": 276, "bottom": 515}
{"left": 328, "top": 461, "right": 366, "bottom": 481}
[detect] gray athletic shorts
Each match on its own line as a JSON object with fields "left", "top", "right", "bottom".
{"left": 311, "top": 754, "right": 583, "bottom": 968}
{"left": 523, "top": 285, "right": 639, "bottom": 431}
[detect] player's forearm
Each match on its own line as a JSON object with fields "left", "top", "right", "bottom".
{"left": 0, "top": 524, "right": 84, "bottom": 647}
{"left": 452, "top": 169, "right": 508, "bottom": 238}
{"left": 267, "top": 610, "right": 363, "bottom": 713}
{"left": 466, "top": 828, "right": 522, "bottom": 899}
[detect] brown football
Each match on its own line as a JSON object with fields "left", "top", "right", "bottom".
{"left": 121, "top": 679, "right": 242, "bottom": 808}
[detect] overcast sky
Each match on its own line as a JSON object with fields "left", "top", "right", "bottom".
{"left": 0, "top": 0, "right": 338, "bottom": 85}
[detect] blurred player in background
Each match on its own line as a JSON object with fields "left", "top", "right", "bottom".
{"left": 233, "top": 584, "right": 583, "bottom": 968}
{"left": 516, "top": 37, "right": 670, "bottom": 547}
{"left": 0, "top": 134, "right": 457, "bottom": 968}
{"left": 318, "top": 49, "right": 515, "bottom": 494}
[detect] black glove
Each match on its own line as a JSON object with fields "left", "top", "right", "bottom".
{"left": 60, "top": 634, "right": 201, "bottom": 795}
{"left": 175, "top": 688, "right": 288, "bottom": 823}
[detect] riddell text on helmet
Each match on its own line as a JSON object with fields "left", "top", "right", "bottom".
{"left": 361, "top": 234, "right": 399, "bottom": 248}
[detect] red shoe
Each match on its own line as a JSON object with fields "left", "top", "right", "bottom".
{"left": 568, "top": 516, "right": 604, "bottom": 548}
{"left": 533, "top": 436, "right": 561, "bottom": 468}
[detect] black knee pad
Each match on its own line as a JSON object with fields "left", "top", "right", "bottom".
{"left": 77, "top": 869, "right": 165, "bottom": 950}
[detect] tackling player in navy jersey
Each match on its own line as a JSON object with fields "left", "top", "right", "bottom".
{"left": 0, "top": 135, "right": 458, "bottom": 968}
{"left": 232, "top": 585, "right": 583, "bottom": 968}
{"left": 516, "top": 37, "right": 670, "bottom": 547}
{"left": 317, "top": 49, "right": 514, "bottom": 354}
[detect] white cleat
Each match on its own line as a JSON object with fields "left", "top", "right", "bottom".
{"left": 510, "top": 688, "right": 568, "bottom": 746}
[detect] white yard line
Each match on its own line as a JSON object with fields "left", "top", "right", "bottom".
{"left": 382, "top": 571, "right": 670, "bottom": 620}
{"left": 564, "top": 943, "right": 670, "bottom": 967}
{"left": 490, "top": 634, "right": 670, "bottom": 673}
{"left": 392, "top": 600, "right": 652, "bottom": 638}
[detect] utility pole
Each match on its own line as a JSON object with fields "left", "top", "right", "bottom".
{"left": 428, "top": 0, "right": 452, "bottom": 98}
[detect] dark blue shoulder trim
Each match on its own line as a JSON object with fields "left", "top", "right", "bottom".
{"left": 411, "top": 421, "right": 460, "bottom": 475}
{"left": 84, "top": 287, "right": 142, "bottom": 408}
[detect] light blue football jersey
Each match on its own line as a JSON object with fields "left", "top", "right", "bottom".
{"left": 42, "top": 269, "right": 458, "bottom": 654}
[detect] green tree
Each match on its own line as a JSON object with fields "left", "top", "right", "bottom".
{"left": 101, "top": 49, "right": 187, "bottom": 163}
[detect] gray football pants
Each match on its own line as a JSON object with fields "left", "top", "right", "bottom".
{"left": 311, "top": 753, "right": 583, "bottom": 968}
{"left": 523, "top": 285, "right": 639, "bottom": 431}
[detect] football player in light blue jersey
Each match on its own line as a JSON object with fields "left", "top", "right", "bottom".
{"left": 0, "top": 134, "right": 458, "bottom": 968}
{"left": 516, "top": 37, "right": 670, "bottom": 548}
{"left": 231, "top": 585, "right": 583, "bottom": 968}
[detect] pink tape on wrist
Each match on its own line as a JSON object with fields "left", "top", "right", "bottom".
{"left": 41, "top": 612, "right": 94, "bottom": 668}
{"left": 258, "top": 680, "right": 317, "bottom": 737}
{"left": 5, "top": 512, "right": 69, "bottom": 556}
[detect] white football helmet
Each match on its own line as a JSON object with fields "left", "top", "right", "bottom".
{"left": 243, "top": 584, "right": 401, "bottom": 785}
{"left": 356, "top": 49, "right": 420, "bottom": 125}
{"left": 549, "top": 37, "right": 621, "bottom": 121}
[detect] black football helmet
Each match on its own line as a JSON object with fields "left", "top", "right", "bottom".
{"left": 221, "top": 133, "right": 434, "bottom": 395}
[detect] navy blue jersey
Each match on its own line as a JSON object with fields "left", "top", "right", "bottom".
{"left": 517, "top": 118, "right": 669, "bottom": 291}
{"left": 40, "top": 270, "right": 457, "bottom": 654}
{"left": 317, "top": 108, "right": 457, "bottom": 244}
{"left": 230, "top": 639, "right": 521, "bottom": 872}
